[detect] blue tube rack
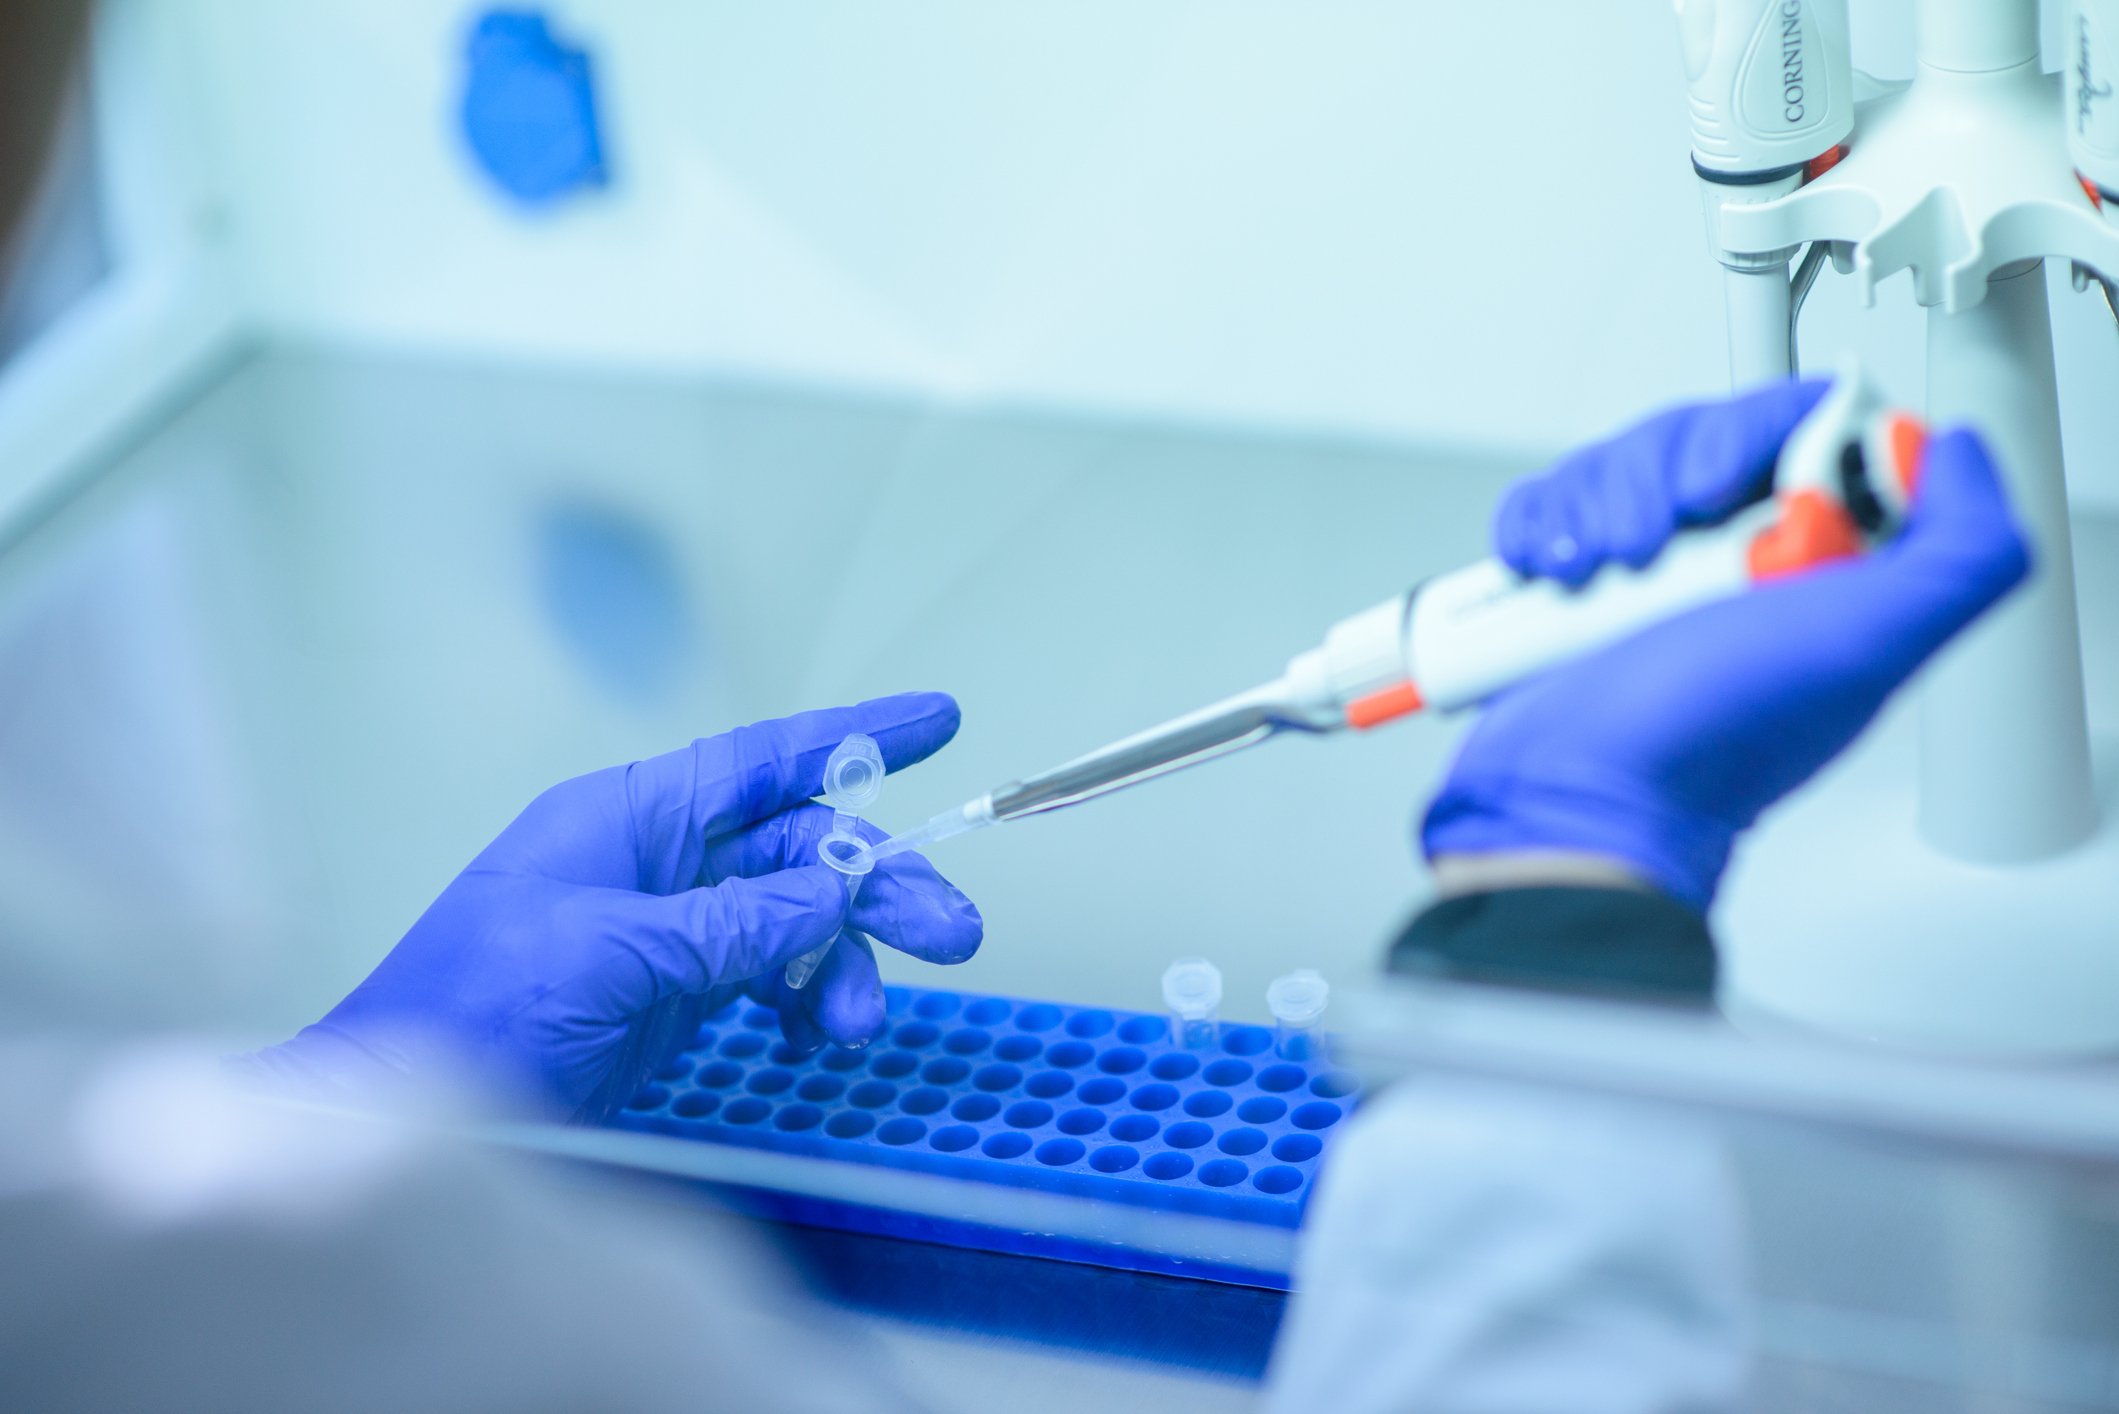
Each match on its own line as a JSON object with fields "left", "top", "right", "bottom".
{"left": 611, "top": 984, "right": 1359, "bottom": 1230}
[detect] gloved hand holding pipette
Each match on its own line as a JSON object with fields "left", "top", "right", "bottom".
{"left": 244, "top": 695, "right": 982, "bottom": 1121}
{"left": 848, "top": 371, "right": 2019, "bottom": 895}
{"left": 1423, "top": 381, "right": 2029, "bottom": 910}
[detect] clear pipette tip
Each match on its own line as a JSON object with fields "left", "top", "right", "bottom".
{"left": 858, "top": 796, "right": 998, "bottom": 867}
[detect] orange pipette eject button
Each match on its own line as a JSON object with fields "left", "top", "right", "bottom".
{"left": 1346, "top": 680, "right": 1425, "bottom": 729}
{"left": 1747, "top": 489, "right": 1866, "bottom": 581}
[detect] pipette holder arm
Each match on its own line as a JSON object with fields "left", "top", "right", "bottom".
{"left": 1715, "top": 72, "right": 2119, "bottom": 309}
{"left": 1701, "top": 0, "right": 2103, "bottom": 862}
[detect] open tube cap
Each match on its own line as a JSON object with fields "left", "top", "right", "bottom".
{"left": 818, "top": 831, "right": 875, "bottom": 878}
{"left": 1162, "top": 958, "right": 1223, "bottom": 1019}
{"left": 1266, "top": 970, "right": 1330, "bottom": 1027}
{"left": 823, "top": 734, "right": 885, "bottom": 812}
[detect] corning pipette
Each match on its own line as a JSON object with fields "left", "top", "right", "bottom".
{"left": 850, "top": 373, "right": 1926, "bottom": 867}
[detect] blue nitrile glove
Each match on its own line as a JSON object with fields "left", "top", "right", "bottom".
{"left": 1423, "top": 380, "right": 2031, "bottom": 910}
{"left": 247, "top": 694, "right": 982, "bottom": 1121}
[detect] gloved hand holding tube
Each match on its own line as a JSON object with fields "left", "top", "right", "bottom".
{"left": 244, "top": 694, "right": 983, "bottom": 1122}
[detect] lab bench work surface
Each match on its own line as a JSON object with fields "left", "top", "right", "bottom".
{"left": 863, "top": 1321, "right": 1258, "bottom": 1414}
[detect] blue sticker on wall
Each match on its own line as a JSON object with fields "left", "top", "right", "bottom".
{"left": 460, "top": 9, "right": 610, "bottom": 207}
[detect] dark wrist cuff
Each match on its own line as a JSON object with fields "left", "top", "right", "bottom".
{"left": 1388, "top": 886, "right": 1718, "bottom": 1005}
{"left": 1420, "top": 778, "right": 1736, "bottom": 913}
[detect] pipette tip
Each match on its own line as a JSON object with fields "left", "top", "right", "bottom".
{"left": 859, "top": 795, "right": 997, "bottom": 867}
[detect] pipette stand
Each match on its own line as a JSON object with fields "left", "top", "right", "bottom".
{"left": 1701, "top": 0, "right": 2119, "bottom": 1052}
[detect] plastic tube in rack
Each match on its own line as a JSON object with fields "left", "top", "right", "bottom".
{"left": 1162, "top": 957, "right": 1223, "bottom": 1049}
{"left": 1266, "top": 970, "right": 1329, "bottom": 1061}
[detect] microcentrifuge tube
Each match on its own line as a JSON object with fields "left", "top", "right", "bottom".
{"left": 1266, "top": 969, "right": 1329, "bottom": 1061}
{"left": 787, "top": 734, "right": 885, "bottom": 991}
{"left": 1162, "top": 957, "right": 1223, "bottom": 1049}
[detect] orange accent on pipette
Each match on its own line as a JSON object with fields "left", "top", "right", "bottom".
{"left": 1747, "top": 490, "right": 1864, "bottom": 581}
{"left": 1886, "top": 414, "right": 1929, "bottom": 501}
{"left": 1804, "top": 144, "right": 1848, "bottom": 182}
{"left": 1346, "top": 680, "right": 1425, "bottom": 729}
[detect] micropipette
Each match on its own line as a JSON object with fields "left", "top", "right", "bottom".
{"left": 851, "top": 372, "right": 1925, "bottom": 864}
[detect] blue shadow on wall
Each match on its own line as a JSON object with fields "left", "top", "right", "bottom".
{"left": 533, "top": 496, "right": 696, "bottom": 704}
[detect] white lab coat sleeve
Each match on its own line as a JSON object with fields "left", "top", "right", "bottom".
{"left": 0, "top": 1039, "right": 930, "bottom": 1414}
{"left": 1262, "top": 1077, "right": 1752, "bottom": 1414}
